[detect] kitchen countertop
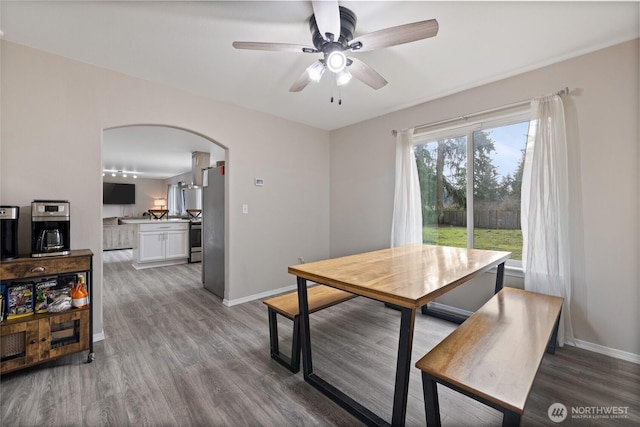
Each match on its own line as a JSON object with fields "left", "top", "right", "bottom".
{"left": 120, "top": 218, "right": 190, "bottom": 224}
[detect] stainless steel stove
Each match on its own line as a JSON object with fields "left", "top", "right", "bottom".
{"left": 186, "top": 209, "right": 202, "bottom": 263}
{"left": 189, "top": 220, "right": 202, "bottom": 263}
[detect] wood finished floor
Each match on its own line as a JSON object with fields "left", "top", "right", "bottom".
{"left": 1, "top": 249, "right": 638, "bottom": 426}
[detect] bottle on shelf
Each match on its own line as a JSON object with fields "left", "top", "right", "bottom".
{"left": 70, "top": 276, "right": 88, "bottom": 309}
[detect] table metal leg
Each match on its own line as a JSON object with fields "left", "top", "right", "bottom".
{"left": 423, "top": 261, "right": 507, "bottom": 324}
{"left": 494, "top": 262, "right": 505, "bottom": 293}
{"left": 391, "top": 306, "right": 416, "bottom": 426}
{"left": 546, "top": 309, "right": 561, "bottom": 354}
{"left": 296, "top": 275, "right": 412, "bottom": 426}
{"left": 296, "top": 276, "right": 313, "bottom": 377}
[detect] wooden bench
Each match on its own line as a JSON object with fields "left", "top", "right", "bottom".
{"left": 263, "top": 285, "right": 356, "bottom": 373}
{"left": 415, "top": 287, "right": 563, "bottom": 426}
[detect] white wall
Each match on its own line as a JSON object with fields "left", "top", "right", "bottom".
{"left": 102, "top": 176, "right": 166, "bottom": 218}
{"left": 1, "top": 41, "right": 331, "bottom": 336}
{"left": 2, "top": 38, "right": 638, "bottom": 359}
{"left": 330, "top": 40, "right": 640, "bottom": 357}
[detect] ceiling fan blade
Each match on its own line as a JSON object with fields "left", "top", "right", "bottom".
{"left": 312, "top": 0, "right": 341, "bottom": 41}
{"left": 350, "top": 19, "right": 439, "bottom": 52}
{"left": 232, "top": 41, "right": 315, "bottom": 53}
{"left": 347, "top": 57, "right": 387, "bottom": 90}
{"left": 289, "top": 60, "right": 324, "bottom": 92}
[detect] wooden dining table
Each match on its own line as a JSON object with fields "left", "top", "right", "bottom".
{"left": 288, "top": 243, "right": 511, "bottom": 427}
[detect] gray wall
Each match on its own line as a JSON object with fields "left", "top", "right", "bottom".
{"left": 329, "top": 40, "right": 640, "bottom": 356}
{"left": 1, "top": 41, "right": 331, "bottom": 335}
{"left": 2, "top": 38, "right": 638, "bottom": 359}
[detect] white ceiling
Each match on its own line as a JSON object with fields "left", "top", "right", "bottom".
{"left": 103, "top": 126, "right": 225, "bottom": 179}
{"left": 2, "top": 1, "right": 638, "bottom": 177}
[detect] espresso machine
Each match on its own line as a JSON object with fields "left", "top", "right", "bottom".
{"left": 0, "top": 206, "right": 20, "bottom": 260}
{"left": 31, "top": 200, "right": 71, "bottom": 257}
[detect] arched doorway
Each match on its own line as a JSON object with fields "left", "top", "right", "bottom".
{"left": 101, "top": 124, "right": 227, "bottom": 303}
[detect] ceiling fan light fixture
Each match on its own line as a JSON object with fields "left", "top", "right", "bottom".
{"left": 307, "top": 61, "right": 325, "bottom": 82}
{"left": 326, "top": 50, "right": 347, "bottom": 73}
{"left": 336, "top": 69, "right": 352, "bottom": 86}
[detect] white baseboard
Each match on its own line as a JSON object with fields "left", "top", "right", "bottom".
{"left": 223, "top": 283, "right": 298, "bottom": 307}
{"left": 427, "top": 301, "right": 474, "bottom": 318}
{"left": 93, "top": 330, "right": 105, "bottom": 342}
{"left": 568, "top": 339, "right": 640, "bottom": 364}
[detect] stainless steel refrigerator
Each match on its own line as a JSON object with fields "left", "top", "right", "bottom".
{"left": 202, "top": 166, "right": 225, "bottom": 298}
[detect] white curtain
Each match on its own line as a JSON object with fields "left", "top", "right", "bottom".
{"left": 521, "top": 94, "right": 574, "bottom": 346}
{"left": 391, "top": 128, "right": 423, "bottom": 247}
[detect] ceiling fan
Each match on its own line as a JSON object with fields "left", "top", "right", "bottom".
{"left": 232, "top": 1, "right": 438, "bottom": 95}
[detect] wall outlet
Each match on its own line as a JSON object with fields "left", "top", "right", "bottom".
{"left": 298, "top": 256, "right": 305, "bottom": 264}
{"left": 242, "top": 204, "right": 248, "bottom": 214}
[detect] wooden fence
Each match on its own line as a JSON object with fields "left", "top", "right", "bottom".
{"left": 428, "top": 209, "right": 521, "bottom": 230}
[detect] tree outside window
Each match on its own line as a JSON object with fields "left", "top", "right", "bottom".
{"left": 414, "top": 120, "right": 529, "bottom": 261}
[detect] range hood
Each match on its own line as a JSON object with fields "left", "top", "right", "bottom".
{"left": 190, "top": 151, "right": 210, "bottom": 188}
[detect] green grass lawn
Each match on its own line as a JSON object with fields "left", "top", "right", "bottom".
{"left": 423, "top": 225, "right": 522, "bottom": 260}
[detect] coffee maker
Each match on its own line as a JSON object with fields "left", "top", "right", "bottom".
{"left": 0, "top": 206, "right": 20, "bottom": 260}
{"left": 31, "top": 200, "right": 71, "bottom": 257}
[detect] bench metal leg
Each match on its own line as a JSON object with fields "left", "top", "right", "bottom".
{"left": 267, "top": 308, "right": 300, "bottom": 373}
{"left": 502, "top": 411, "right": 521, "bottom": 427}
{"left": 268, "top": 308, "right": 279, "bottom": 355}
{"left": 421, "top": 373, "right": 441, "bottom": 427}
{"left": 291, "top": 315, "right": 301, "bottom": 371}
{"left": 421, "top": 373, "right": 525, "bottom": 427}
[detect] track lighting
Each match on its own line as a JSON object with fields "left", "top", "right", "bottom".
{"left": 103, "top": 169, "right": 140, "bottom": 179}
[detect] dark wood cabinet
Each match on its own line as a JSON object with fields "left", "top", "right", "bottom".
{"left": 1, "top": 250, "right": 93, "bottom": 374}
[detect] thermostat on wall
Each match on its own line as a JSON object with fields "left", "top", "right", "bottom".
{"left": 255, "top": 178, "right": 264, "bottom": 186}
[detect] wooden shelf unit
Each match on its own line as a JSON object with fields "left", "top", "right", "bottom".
{"left": 1, "top": 249, "right": 94, "bottom": 374}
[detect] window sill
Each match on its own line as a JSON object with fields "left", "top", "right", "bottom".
{"left": 504, "top": 264, "right": 524, "bottom": 278}
{"left": 489, "top": 263, "right": 523, "bottom": 279}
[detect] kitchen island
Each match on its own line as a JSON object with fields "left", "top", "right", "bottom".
{"left": 122, "top": 219, "right": 190, "bottom": 269}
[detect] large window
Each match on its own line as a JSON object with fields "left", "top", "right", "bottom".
{"left": 413, "top": 113, "right": 530, "bottom": 264}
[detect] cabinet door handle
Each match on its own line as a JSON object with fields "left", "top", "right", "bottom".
{"left": 41, "top": 337, "right": 47, "bottom": 342}
{"left": 29, "top": 266, "right": 46, "bottom": 273}
{"left": 30, "top": 339, "right": 37, "bottom": 344}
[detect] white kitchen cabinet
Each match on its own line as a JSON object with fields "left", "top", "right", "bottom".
{"left": 129, "top": 221, "right": 189, "bottom": 269}
{"left": 138, "top": 231, "right": 166, "bottom": 262}
{"left": 164, "top": 230, "right": 189, "bottom": 259}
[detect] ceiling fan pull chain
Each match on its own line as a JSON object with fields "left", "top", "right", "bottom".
{"left": 330, "top": 78, "right": 336, "bottom": 103}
